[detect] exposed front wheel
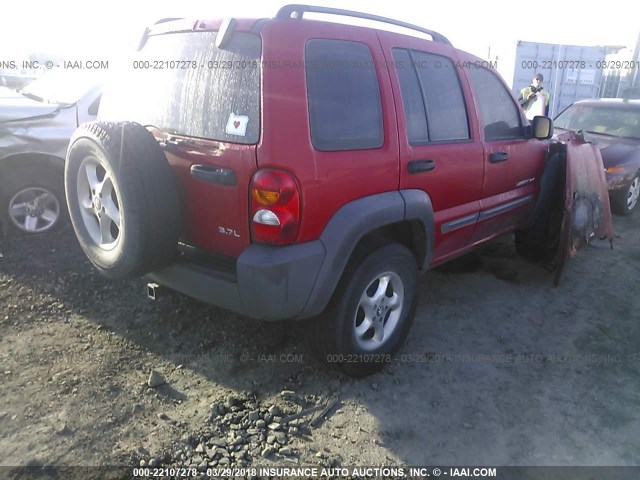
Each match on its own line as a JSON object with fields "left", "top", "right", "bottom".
{"left": 308, "top": 242, "right": 419, "bottom": 377}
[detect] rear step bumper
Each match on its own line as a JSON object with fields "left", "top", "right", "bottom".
{"left": 147, "top": 241, "right": 326, "bottom": 321}
{"left": 147, "top": 191, "right": 434, "bottom": 320}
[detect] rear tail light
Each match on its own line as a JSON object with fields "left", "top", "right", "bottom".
{"left": 250, "top": 169, "right": 300, "bottom": 245}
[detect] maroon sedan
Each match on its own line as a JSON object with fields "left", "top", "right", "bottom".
{"left": 554, "top": 98, "right": 640, "bottom": 215}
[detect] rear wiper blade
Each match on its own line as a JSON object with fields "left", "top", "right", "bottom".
{"left": 19, "top": 91, "right": 45, "bottom": 102}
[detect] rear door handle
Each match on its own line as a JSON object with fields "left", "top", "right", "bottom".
{"left": 489, "top": 152, "right": 508, "bottom": 163}
{"left": 408, "top": 159, "right": 436, "bottom": 174}
{"left": 190, "top": 164, "right": 237, "bottom": 186}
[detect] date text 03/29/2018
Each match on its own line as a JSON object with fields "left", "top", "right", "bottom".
{"left": 521, "top": 60, "right": 640, "bottom": 70}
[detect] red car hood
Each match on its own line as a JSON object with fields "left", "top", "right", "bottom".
{"left": 555, "top": 127, "right": 640, "bottom": 169}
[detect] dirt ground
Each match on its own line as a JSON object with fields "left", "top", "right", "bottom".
{"left": 1, "top": 212, "right": 639, "bottom": 473}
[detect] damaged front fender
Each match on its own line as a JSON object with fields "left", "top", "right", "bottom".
{"left": 553, "top": 131, "right": 613, "bottom": 284}
{"left": 516, "top": 131, "right": 613, "bottom": 284}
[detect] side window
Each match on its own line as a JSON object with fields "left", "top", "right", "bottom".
{"left": 467, "top": 66, "right": 523, "bottom": 140}
{"left": 305, "top": 40, "right": 383, "bottom": 151}
{"left": 393, "top": 49, "right": 429, "bottom": 143}
{"left": 392, "top": 49, "right": 469, "bottom": 143}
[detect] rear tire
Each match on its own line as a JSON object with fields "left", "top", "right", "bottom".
{"left": 307, "top": 241, "right": 419, "bottom": 377}
{"left": 65, "top": 121, "right": 180, "bottom": 279}
{"left": 610, "top": 173, "right": 639, "bottom": 216}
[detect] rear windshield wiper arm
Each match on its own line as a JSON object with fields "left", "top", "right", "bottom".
{"left": 19, "top": 91, "right": 45, "bottom": 102}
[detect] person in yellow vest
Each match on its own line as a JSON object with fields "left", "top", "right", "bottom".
{"left": 520, "top": 73, "right": 550, "bottom": 119}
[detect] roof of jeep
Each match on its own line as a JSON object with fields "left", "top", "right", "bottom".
{"left": 140, "top": 14, "right": 504, "bottom": 75}
{"left": 141, "top": 11, "right": 512, "bottom": 76}
{"left": 149, "top": 17, "right": 443, "bottom": 39}
{"left": 147, "top": 6, "right": 452, "bottom": 46}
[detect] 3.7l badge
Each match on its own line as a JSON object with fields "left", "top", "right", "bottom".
{"left": 218, "top": 226, "right": 240, "bottom": 238}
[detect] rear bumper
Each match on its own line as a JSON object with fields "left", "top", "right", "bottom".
{"left": 147, "top": 190, "right": 435, "bottom": 321}
{"left": 147, "top": 241, "right": 326, "bottom": 321}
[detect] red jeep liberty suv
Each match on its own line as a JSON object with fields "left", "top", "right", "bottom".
{"left": 65, "top": 5, "right": 604, "bottom": 377}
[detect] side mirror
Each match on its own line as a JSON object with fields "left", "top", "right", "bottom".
{"left": 532, "top": 116, "right": 554, "bottom": 139}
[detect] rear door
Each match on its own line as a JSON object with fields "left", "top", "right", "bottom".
{"left": 99, "top": 28, "right": 261, "bottom": 257}
{"left": 378, "top": 32, "right": 484, "bottom": 263}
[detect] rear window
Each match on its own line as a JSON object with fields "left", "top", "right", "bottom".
{"left": 99, "top": 31, "right": 261, "bottom": 144}
{"left": 305, "top": 39, "right": 383, "bottom": 151}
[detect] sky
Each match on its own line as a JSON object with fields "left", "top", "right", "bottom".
{"left": 0, "top": 0, "right": 638, "bottom": 87}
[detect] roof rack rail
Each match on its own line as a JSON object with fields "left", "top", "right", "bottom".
{"left": 154, "top": 17, "right": 183, "bottom": 25}
{"left": 275, "top": 4, "right": 452, "bottom": 46}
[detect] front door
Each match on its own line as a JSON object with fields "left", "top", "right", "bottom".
{"left": 463, "top": 60, "right": 547, "bottom": 243}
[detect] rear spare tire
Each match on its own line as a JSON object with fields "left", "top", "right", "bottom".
{"left": 65, "top": 121, "right": 180, "bottom": 279}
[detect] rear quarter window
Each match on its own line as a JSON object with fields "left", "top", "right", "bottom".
{"left": 305, "top": 39, "right": 383, "bottom": 151}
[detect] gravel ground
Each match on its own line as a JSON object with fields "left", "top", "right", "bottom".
{"left": 1, "top": 213, "right": 639, "bottom": 475}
